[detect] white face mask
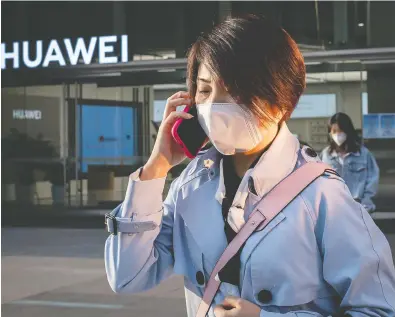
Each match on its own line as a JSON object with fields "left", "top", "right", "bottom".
{"left": 196, "top": 103, "right": 263, "bottom": 155}
{"left": 331, "top": 132, "right": 347, "bottom": 146}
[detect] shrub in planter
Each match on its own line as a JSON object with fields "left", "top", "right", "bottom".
{"left": 2, "top": 130, "right": 59, "bottom": 204}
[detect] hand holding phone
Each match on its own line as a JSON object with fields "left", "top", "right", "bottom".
{"left": 141, "top": 91, "right": 194, "bottom": 180}
{"left": 171, "top": 105, "right": 208, "bottom": 158}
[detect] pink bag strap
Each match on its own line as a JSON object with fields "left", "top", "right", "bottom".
{"left": 195, "top": 162, "right": 335, "bottom": 317}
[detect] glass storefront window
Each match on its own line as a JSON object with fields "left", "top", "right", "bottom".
{"left": 1, "top": 84, "right": 153, "bottom": 208}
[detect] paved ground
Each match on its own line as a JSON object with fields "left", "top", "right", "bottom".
{"left": 2, "top": 228, "right": 395, "bottom": 317}
{"left": 1, "top": 228, "right": 187, "bottom": 317}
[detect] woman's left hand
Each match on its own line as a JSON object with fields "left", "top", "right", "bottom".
{"left": 214, "top": 296, "right": 261, "bottom": 317}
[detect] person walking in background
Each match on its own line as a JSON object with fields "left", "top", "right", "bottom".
{"left": 321, "top": 112, "right": 380, "bottom": 213}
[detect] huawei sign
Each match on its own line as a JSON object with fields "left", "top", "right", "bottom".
{"left": 13, "top": 109, "right": 42, "bottom": 120}
{"left": 1, "top": 35, "right": 128, "bottom": 70}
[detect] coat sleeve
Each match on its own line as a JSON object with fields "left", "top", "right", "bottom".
{"left": 104, "top": 167, "right": 177, "bottom": 294}
{"left": 261, "top": 176, "right": 395, "bottom": 317}
{"left": 361, "top": 150, "right": 380, "bottom": 212}
{"left": 315, "top": 177, "right": 395, "bottom": 316}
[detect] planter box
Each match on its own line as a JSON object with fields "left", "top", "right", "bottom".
{"left": 15, "top": 184, "right": 36, "bottom": 204}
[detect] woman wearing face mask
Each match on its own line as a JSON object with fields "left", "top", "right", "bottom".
{"left": 321, "top": 112, "right": 380, "bottom": 213}
{"left": 104, "top": 15, "right": 395, "bottom": 317}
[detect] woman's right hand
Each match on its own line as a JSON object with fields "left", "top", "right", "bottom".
{"left": 140, "top": 91, "right": 194, "bottom": 180}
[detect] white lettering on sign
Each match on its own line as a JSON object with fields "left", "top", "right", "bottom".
{"left": 64, "top": 37, "right": 97, "bottom": 65}
{"left": 1, "top": 42, "right": 19, "bottom": 69}
{"left": 13, "top": 110, "right": 42, "bottom": 120}
{"left": 1, "top": 35, "right": 128, "bottom": 69}
{"left": 99, "top": 36, "right": 118, "bottom": 64}
{"left": 42, "top": 40, "right": 66, "bottom": 67}
{"left": 121, "top": 35, "right": 128, "bottom": 63}
{"left": 23, "top": 41, "right": 43, "bottom": 68}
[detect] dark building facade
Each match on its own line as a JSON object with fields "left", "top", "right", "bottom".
{"left": 1, "top": 1, "right": 394, "bottom": 208}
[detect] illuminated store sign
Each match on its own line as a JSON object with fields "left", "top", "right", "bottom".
{"left": 1, "top": 35, "right": 128, "bottom": 70}
{"left": 13, "top": 109, "right": 42, "bottom": 120}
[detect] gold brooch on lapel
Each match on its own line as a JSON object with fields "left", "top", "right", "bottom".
{"left": 204, "top": 159, "right": 214, "bottom": 169}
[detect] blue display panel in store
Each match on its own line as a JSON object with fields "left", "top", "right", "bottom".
{"left": 80, "top": 104, "right": 137, "bottom": 172}
{"left": 363, "top": 113, "right": 395, "bottom": 139}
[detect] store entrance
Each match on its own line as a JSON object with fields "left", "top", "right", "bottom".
{"left": 68, "top": 98, "right": 143, "bottom": 207}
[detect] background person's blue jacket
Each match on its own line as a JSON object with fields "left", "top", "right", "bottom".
{"left": 321, "top": 145, "right": 380, "bottom": 213}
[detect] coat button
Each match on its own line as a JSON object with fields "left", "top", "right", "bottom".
{"left": 305, "top": 147, "right": 317, "bottom": 158}
{"left": 257, "top": 289, "right": 272, "bottom": 303}
{"left": 196, "top": 271, "right": 205, "bottom": 285}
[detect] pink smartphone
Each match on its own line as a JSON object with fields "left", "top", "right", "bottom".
{"left": 171, "top": 106, "right": 208, "bottom": 158}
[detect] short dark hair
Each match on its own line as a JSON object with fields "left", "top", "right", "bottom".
{"left": 328, "top": 112, "right": 361, "bottom": 154}
{"left": 187, "top": 14, "right": 306, "bottom": 122}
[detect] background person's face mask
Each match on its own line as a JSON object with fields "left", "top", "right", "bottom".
{"left": 331, "top": 132, "right": 347, "bottom": 146}
{"left": 196, "top": 103, "right": 263, "bottom": 155}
